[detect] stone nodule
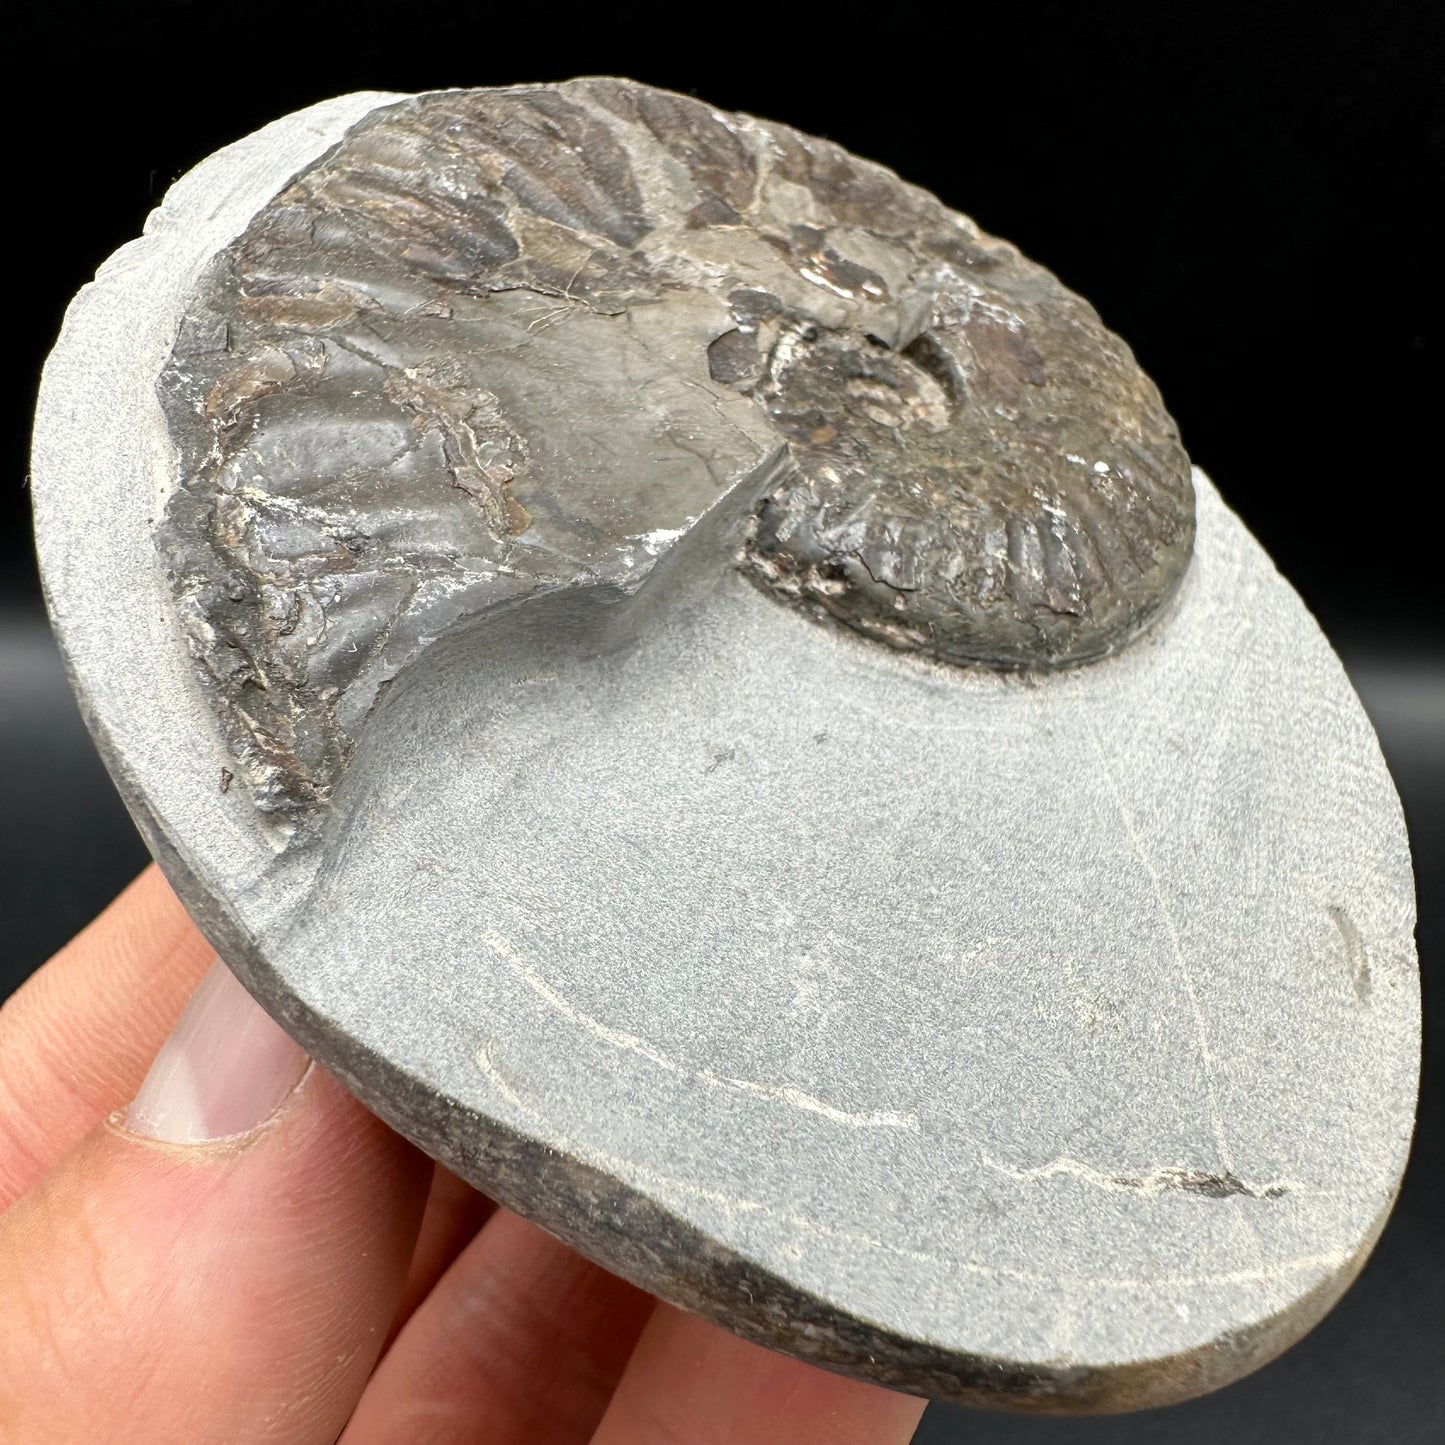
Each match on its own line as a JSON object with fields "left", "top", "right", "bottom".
{"left": 32, "top": 83, "right": 1416, "bottom": 1413}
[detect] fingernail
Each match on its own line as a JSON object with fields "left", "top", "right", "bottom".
{"left": 125, "top": 959, "right": 310, "bottom": 1144}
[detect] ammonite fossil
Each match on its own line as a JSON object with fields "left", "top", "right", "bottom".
{"left": 155, "top": 80, "right": 1192, "bottom": 818}
{"left": 32, "top": 82, "right": 1417, "bottom": 1415}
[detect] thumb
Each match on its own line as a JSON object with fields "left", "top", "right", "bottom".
{"left": 0, "top": 960, "right": 430, "bottom": 1444}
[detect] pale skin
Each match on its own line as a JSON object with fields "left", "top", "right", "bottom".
{"left": 0, "top": 866, "right": 927, "bottom": 1443}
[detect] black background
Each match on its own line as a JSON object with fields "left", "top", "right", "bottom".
{"left": 4, "top": 2, "right": 1441, "bottom": 1440}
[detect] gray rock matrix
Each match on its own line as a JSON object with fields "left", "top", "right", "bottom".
{"left": 156, "top": 80, "right": 1192, "bottom": 817}
{"left": 30, "top": 86, "right": 1416, "bottom": 1416}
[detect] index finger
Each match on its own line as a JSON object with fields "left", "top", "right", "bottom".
{"left": 0, "top": 864, "right": 213, "bottom": 1208}
{"left": 589, "top": 1304, "right": 926, "bottom": 1445}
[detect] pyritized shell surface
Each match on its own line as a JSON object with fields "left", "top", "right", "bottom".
{"left": 157, "top": 80, "right": 1193, "bottom": 816}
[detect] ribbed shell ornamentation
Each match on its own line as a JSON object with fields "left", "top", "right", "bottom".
{"left": 157, "top": 80, "right": 1194, "bottom": 816}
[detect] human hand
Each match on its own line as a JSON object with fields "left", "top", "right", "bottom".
{"left": 0, "top": 866, "right": 926, "bottom": 1443}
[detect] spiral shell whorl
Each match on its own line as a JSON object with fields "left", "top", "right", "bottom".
{"left": 157, "top": 81, "right": 1193, "bottom": 814}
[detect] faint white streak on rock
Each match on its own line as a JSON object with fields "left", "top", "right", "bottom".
{"left": 481, "top": 930, "right": 919, "bottom": 1132}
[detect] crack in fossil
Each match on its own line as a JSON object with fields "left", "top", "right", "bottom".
{"left": 985, "top": 1156, "right": 1295, "bottom": 1201}
{"left": 480, "top": 930, "right": 920, "bottom": 1133}
{"left": 474, "top": 1043, "right": 1336, "bottom": 1292}
{"left": 1087, "top": 722, "right": 1237, "bottom": 1175}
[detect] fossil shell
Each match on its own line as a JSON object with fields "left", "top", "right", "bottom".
{"left": 156, "top": 80, "right": 1193, "bottom": 816}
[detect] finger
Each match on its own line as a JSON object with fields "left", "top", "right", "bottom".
{"left": 343, "top": 1210, "right": 653, "bottom": 1445}
{"left": 384, "top": 1163, "right": 496, "bottom": 1350}
{"left": 0, "top": 864, "right": 212, "bottom": 1207}
{"left": 0, "top": 960, "right": 431, "bottom": 1444}
{"left": 588, "top": 1305, "right": 926, "bottom": 1445}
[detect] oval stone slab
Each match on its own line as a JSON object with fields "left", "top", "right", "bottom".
{"left": 31, "top": 90, "right": 1418, "bottom": 1412}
